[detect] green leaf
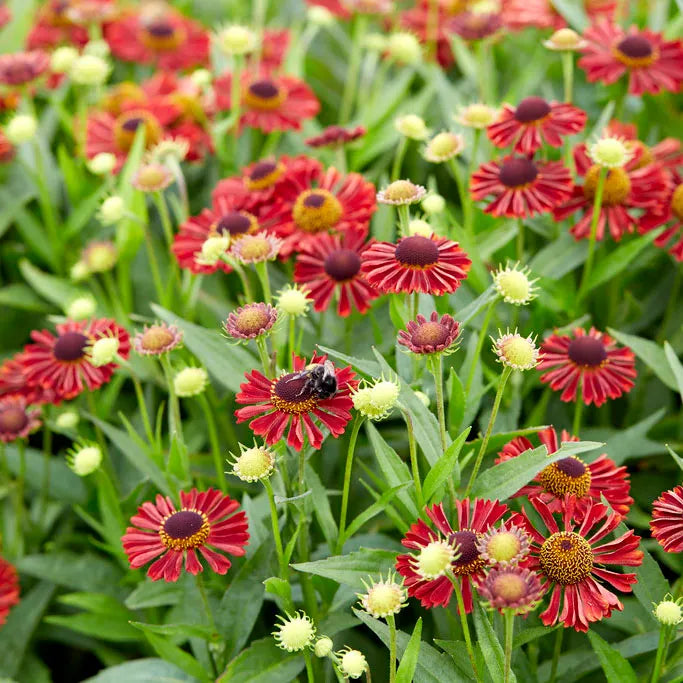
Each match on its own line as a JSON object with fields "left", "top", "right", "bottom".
{"left": 152, "top": 304, "right": 255, "bottom": 392}
{"left": 0, "top": 582, "right": 54, "bottom": 678}
{"left": 447, "top": 368, "right": 466, "bottom": 434}
{"left": 396, "top": 618, "right": 423, "bottom": 683}
{"left": 550, "top": 0, "right": 589, "bottom": 30}
{"left": 140, "top": 630, "right": 210, "bottom": 682}
{"left": 316, "top": 345, "right": 380, "bottom": 376}
{"left": 471, "top": 441, "right": 603, "bottom": 501}
{"left": 218, "top": 637, "right": 304, "bottom": 683}
{"left": 130, "top": 621, "right": 216, "bottom": 642}
{"left": 666, "top": 444, "right": 683, "bottom": 472}
{"left": 19, "top": 258, "right": 83, "bottom": 309}
{"left": 513, "top": 624, "right": 561, "bottom": 649}
{"left": 82, "top": 658, "right": 198, "bottom": 683}
{"left": 125, "top": 581, "right": 184, "bottom": 610}
{"left": 342, "top": 483, "right": 410, "bottom": 543}
{"left": 601, "top": 409, "right": 666, "bottom": 464}
{"left": 472, "top": 601, "right": 515, "bottom": 683}
{"left": 423, "top": 428, "right": 470, "bottom": 502}
{"left": 458, "top": 286, "right": 498, "bottom": 327}
{"left": 607, "top": 328, "right": 678, "bottom": 391}
{"left": 291, "top": 548, "right": 397, "bottom": 590}
{"left": 664, "top": 342, "right": 683, "bottom": 400}
{"left": 306, "top": 463, "right": 338, "bottom": 550}
{"left": 587, "top": 630, "right": 637, "bottom": 683}
{"left": 46, "top": 613, "right": 140, "bottom": 642}
{"left": 0, "top": 283, "right": 55, "bottom": 312}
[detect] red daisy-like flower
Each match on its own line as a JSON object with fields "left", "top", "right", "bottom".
{"left": 579, "top": 22, "right": 683, "bottom": 96}
{"left": 395, "top": 500, "right": 508, "bottom": 612}
{"left": 470, "top": 155, "right": 573, "bottom": 218}
{"left": 497, "top": 427, "right": 633, "bottom": 519}
{"left": 397, "top": 312, "right": 460, "bottom": 355}
{"left": 400, "top": 0, "right": 457, "bottom": 68}
{"left": 235, "top": 352, "right": 357, "bottom": 452}
{"left": 510, "top": 497, "right": 642, "bottom": 632}
{"left": 122, "top": 488, "right": 249, "bottom": 583}
{"left": 256, "top": 28, "right": 291, "bottom": 71}
{"left": 104, "top": 7, "right": 209, "bottom": 71}
{"left": 361, "top": 234, "right": 471, "bottom": 296}
{"left": 264, "top": 165, "right": 376, "bottom": 258}
{"left": 306, "top": 125, "right": 366, "bottom": 149}
{"left": 20, "top": 318, "right": 130, "bottom": 402}
{"left": 0, "top": 353, "right": 55, "bottom": 405}
{"left": 552, "top": 144, "right": 669, "bottom": 242}
{"left": 487, "top": 97, "right": 587, "bottom": 155}
{"left": 214, "top": 73, "right": 320, "bottom": 134}
{"left": 538, "top": 327, "right": 636, "bottom": 407}
{"left": 0, "top": 395, "right": 41, "bottom": 443}
{"left": 0, "top": 557, "right": 19, "bottom": 626}
{"left": 639, "top": 183, "right": 683, "bottom": 261}
{"left": 650, "top": 486, "right": 683, "bottom": 553}
{"left": 294, "top": 227, "right": 379, "bottom": 317}
{"left": 449, "top": 11, "right": 502, "bottom": 42}
{"left": 501, "top": 0, "right": 614, "bottom": 32}
{"left": 0, "top": 51, "right": 50, "bottom": 87}
{"left": 26, "top": 0, "right": 110, "bottom": 50}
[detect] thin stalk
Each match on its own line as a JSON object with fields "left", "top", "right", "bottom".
{"left": 198, "top": 393, "right": 227, "bottom": 492}
{"left": 400, "top": 407, "right": 424, "bottom": 510}
{"left": 143, "top": 228, "right": 167, "bottom": 307}
{"left": 448, "top": 157, "right": 469, "bottom": 234}
{"left": 263, "top": 478, "right": 288, "bottom": 580}
{"left": 255, "top": 261, "right": 272, "bottom": 303}
{"left": 579, "top": 166, "right": 607, "bottom": 295}
{"left": 304, "top": 652, "right": 315, "bottom": 683}
{"left": 339, "top": 16, "right": 367, "bottom": 123}
{"left": 397, "top": 205, "right": 410, "bottom": 237}
{"left": 465, "top": 301, "right": 496, "bottom": 395}
{"left": 503, "top": 609, "right": 514, "bottom": 683}
{"left": 39, "top": 424, "right": 52, "bottom": 519}
{"left": 231, "top": 261, "right": 255, "bottom": 302}
{"left": 154, "top": 192, "right": 176, "bottom": 251}
{"left": 131, "top": 373, "right": 156, "bottom": 447}
{"left": 448, "top": 572, "right": 480, "bottom": 681}
{"left": 657, "top": 266, "right": 681, "bottom": 343}
{"left": 412, "top": 291, "right": 419, "bottom": 320}
{"left": 256, "top": 337, "right": 273, "bottom": 378}
{"left": 391, "top": 137, "right": 408, "bottom": 181}
{"left": 464, "top": 365, "right": 512, "bottom": 497}
{"left": 387, "top": 614, "right": 398, "bottom": 683}
{"left": 15, "top": 439, "right": 27, "bottom": 555}
{"left": 101, "top": 270, "right": 128, "bottom": 324}
{"left": 548, "top": 628, "right": 563, "bottom": 683}
{"left": 230, "top": 55, "right": 244, "bottom": 143}
{"left": 195, "top": 574, "right": 218, "bottom": 678}
{"left": 572, "top": 393, "right": 584, "bottom": 436}
{"left": 430, "top": 355, "right": 447, "bottom": 450}
{"left": 159, "top": 355, "right": 185, "bottom": 455}
{"left": 561, "top": 51, "right": 574, "bottom": 103}
{"left": 650, "top": 625, "right": 672, "bottom": 683}
{"left": 516, "top": 218, "right": 525, "bottom": 261}
{"left": 336, "top": 415, "right": 364, "bottom": 554}
{"left": 288, "top": 316, "right": 296, "bottom": 370}
{"left": 29, "top": 138, "right": 61, "bottom": 270}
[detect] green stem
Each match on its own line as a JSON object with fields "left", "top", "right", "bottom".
{"left": 650, "top": 625, "right": 672, "bottom": 683}
{"left": 195, "top": 574, "right": 218, "bottom": 678}
{"left": 159, "top": 355, "right": 185, "bottom": 456}
{"left": 198, "top": 393, "right": 227, "bottom": 492}
{"left": 304, "top": 652, "right": 315, "bottom": 683}
{"left": 387, "top": 614, "right": 397, "bottom": 683}
{"left": 448, "top": 573, "right": 480, "bottom": 681}
{"left": 336, "top": 415, "right": 364, "bottom": 554}
{"left": 130, "top": 372, "right": 155, "bottom": 447}
{"left": 572, "top": 395, "right": 584, "bottom": 437}
{"left": 288, "top": 316, "right": 296, "bottom": 370}
{"left": 230, "top": 55, "right": 244, "bottom": 143}
{"left": 579, "top": 166, "right": 607, "bottom": 296}
{"left": 143, "top": 228, "right": 167, "bottom": 307}
{"left": 391, "top": 137, "right": 408, "bottom": 181}
{"left": 411, "top": 291, "right": 419, "bottom": 320}
{"left": 465, "top": 301, "right": 496, "bottom": 395}
{"left": 503, "top": 609, "right": 514, "bottom": 683}
{"left": 430, "top": 355, "right": 447, "bottom": 450}
{"left": 255, "top": 261, "right": 272, "bottom": 303}
{"left": 231, "top": 261, "right": 255, "bottom": 302}
{"left": 400, "top": 407, "right": 424, "bottom": 510}
{"left": 101, "top": 270, "right": 128, "bottom": 324}
{"left": 256, "top": 336, "right": 273, "bottom": 378}
{"left": 397, "top": 205, "right": 410, "bottom": 238}
{"left": 30, "top": 138, "right": 61, "bottom": 271}
{"left": 448, "top": 157, "right": 469, "bottom": 234}
{"left": 263, "top": 478, "right": 288, "bottom": 580}
{"left": 14, "top": 439, "right": 27, "bottom": 555}
{"left": 657, "top": 266, "right": 681, "bottom": 344}
{"left": 516, "top": 218, "right": 525, "bottom": 262}
{"left": 548, "top": 628, "right": 563, "bottom": 683}
{"left": 561, "top": 51, "right": 574, "bottom": 103}
{"left": 464, "top": 365, "right": 512, "bottom": 497}
{"left": 39, "top": 424, "right": 52, "bottom": 520}
{"left": 339, "top": 16, "right": 367, "bottom": 123}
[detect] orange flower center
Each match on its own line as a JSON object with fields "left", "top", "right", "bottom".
{"left": 271, "top": 373, "right": 319, "bottom": 414}
{"left": 243, "top": 79, "right": 285, "bottom": 111}
{"left": 394, "top": 235, "right": 439, "bottom": 268}
{"left": 113, "top": 110, "right": 162, "bottom": 152}
{"left": 53, "top": 332, "right": 89, "bottom": 362}
{"left": 567, "top": 335, "right": 607, "bottom": 367}
{"left": 583, "top": 166, "right": 631, "bottom": 206}
{"left": 613, "top": 34, "right": 657, "bottom": 68}
{"left": 539, "top": 531, "right": 593, "bottom": 585}
{"left": 0, "top": 406, "right": 28, "bottom": 433}
{"left": 159, "top": 509, "right": 210, "bottom": 551}
{"left": 499, "top": 157, "right": 538, "bottom": 188}
{"left": 448, "top": 529, "right": 486, "bottom": 576}
{"left": 324, "top": 248, "right": 361, "bottom": 281}
{"left": 539, "top": 456, "right": 592, "bottom": 499}
{"left": 245, "top": 160, "right": 285, "bottom": 191}
{"left": 671, "top": 184, "right": 683, "bottom": 222}
{"left": 140, "top": 17, "right": 186, "bottom": 51}
{"left": 293, "top": 190, "right": 343, "bottom": 234}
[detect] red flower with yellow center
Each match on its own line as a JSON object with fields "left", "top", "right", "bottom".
{"left": 0, "top": 557, "right": 19, "bottom": 626}
{"left": 19, "top": 318, "right": 130, "bottom": 403}
{"left": 579, "top": 22, "right": 683, "bottom": 96}
{"left": 470, "top": 155, "right": 573, "bottom": 218}
{"left": 650, "top": 486, "right": 683, "bottom": 554}
{"left": 294, "top": 227, "right": 379, "bottom": 317}
{"left": 104, "top": 7, "right": 209, "bottom": 71}
{"left": 501, "top": 0, "right": 614, "bottom": 32}
{"left": 487, "top": 97, "right": 587, "bottom": 155}
{"left": 361, "top": 234, "right": 471, "bottom": 295}
{"left": 553, "top": 143, "right": 670, "bottom": 242}
{"left": 510, "top": 497, "right": 642, "bottom": 632}
{"left": 497, "top": 427, "right": 633, "bottom": 519}
{"left": 214, "top": 73, "right": 320, "bottom": 134}
{"left": 122, "top": 488, "right": 249, "bottom": 583}
{"left": 235, "top": 353, "right": 357, "bottom": 452}
{"left": 538, "top": 327, "right": 636, "bottom": 407}
{"left": 639, "top": 183, "right": 683, "bottom": 261}
{"left": 395, "top": 500, "right": 508, "bottom": 612}
{"left": 0, "top": 395, "right": 41, "bottom": 443}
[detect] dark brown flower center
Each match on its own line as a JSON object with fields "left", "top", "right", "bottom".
{"left": 250, "top": 161, "right": 278, "bottom": 181}
{"left": 617, "top": 35, "right": 652, "bottom": 59}
{"left": 448, "top": 528, "right": 486, "bottom": 576}
{"left": 244, "top": 79, "right": 285, "bottom": 111}
{"left": 324, "top": 248, "right": 361, "bottom": 281}
{"left": 159, "top": 509, "right": 210, "bottom": 550}
{"left": 411, "top": 322, "right": 449, "bottom": 348}
{"left": 249, "top": 80, "right": 278, "bottom": 99}
{"left": 146, "top": 20, "right": 175, "bottom": 38}
{"left": 539, "top": 531, "right": 593, "bottom": 585}
{"left": 53, "top": 332, "right": 88, "bottom": 361}
{"left": 394, "top": 236, "right": 439, "bottom": 267}
{"left": 499, "top": 158, "right": 538, "bottom": 188}
{"left": 217, "top": 211, "right": 252, "bottom": 236}
{"left": 271, "top": 372, "right": 320, "bottom": 414}
{"left": 121, "top": 116, "right": 144, "bottom": 132}
{"left": 567, "top": 335, "right": 607, "bottom": 367}
{"left": 514, "top": 96, "right": 551, "bottom": 123}
{"left": 0, "top": 406, "right": 28, "bottom": 433}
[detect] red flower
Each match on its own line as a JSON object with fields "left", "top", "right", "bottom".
{"left": 497, "top": 427, "right": 633, "bottom": 519}
{"left": 214, "top": 73, "right": 319, "bottom": 134}
{"left": 362, "top": 234, "right": 471, "bottom": 295}
{"left": 26, "top": 0, "right": 105, "bottom": 50}
{"left": 553, "top": 144, "right": 669, "bottom": 242}
{"left": 470, "top": 155, "right": 573, "bottom": 218}
{"left": 294, "top": 227, "right": 379, "bottom": 317}
{"left": 0, "top": 353, "right": 55, "bottom": 405}
{"left": 257, "top": 28, "right": 291, "bottom": 71}
{"left": 0, "top": 3, "right": 11, "bottom": 30}
{"left": 579, "top": 22, "right": 683, "bottom": 96}
{"left": 501, "top": 0, "right": 614, "bottom": 31}
{"left": 639, "top": 182, "right": 683, "bottom": 261}
{"left": 20, "top": 318, "right": 130, "bottom": 402}
{"left": 0, "top": 395, "right": 41, "bottom": 443}
{"left": 538, "top": 327, "right": 636, "bottom": 407}
{"left": 0, "top": 557, "right": 19, "bottom": 626}
{"left": 235, "top": 352, "right": 357, "bottom": 452}
{"left": 487, "top": 97, "right": 587, "bottom": 155}
{"left": 510, "top": 497, "right": 642, "bottom": 632}
{"left": 264, "top": 165, "right": 376, "bottom": 258}
{"left": 306, "top": 125, "right": 366, "bottom": 148}
{"left": 650, "top": 486, "right": 683, "bottom": 553}
{"left": 104, "top": 7, "right": 209, "bottom": 71}
{"left": 395, "top": 500, "right": 508, "bottom": 612}
{"left": 0, "top": 51, "right": 50, "bottom": 87}
{"left": 122, "top": 488, "right": 249, "bottom": 582}
{"left": 400, "top": 0, "right": 457, "bottom": 67}
{"left": 397, "top": 312, "right": 460, "bottom": 355}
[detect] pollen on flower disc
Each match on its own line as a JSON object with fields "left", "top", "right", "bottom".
{"left": 271, "top": 373, "right": 319, "bottom": 414}
{"left": 324, "top": 249, "right": 362, "bottom": 281}
{"left": 0, "top": 406, "right": 28, "bottom": 433}
{"left": 567, "top": 335, "right": 607, "bottom": 367}
{"left": 583, "top": 167, "right": 631, "bottom": 205}
{"left": 292, "top": 190, "right": 343, "bottom": 233}
{"left": 141, "top": 326, "right": 174, "bottom": 352}
{"left": 539, "top": 456, "right": 591, "bottom": 498}
{"left": 449, "top": 529, "right": 484, "bottom": 575}
{"left": 411, "top": 322, "right": 449, "bottom": 347}
{"left": 499, "top": 158, "right": 538, "bottom": 187}
{"left": 514, "top": 96, "right": 551, "bottom": 123}
{"left": 53, "top": 332, "right": 89, "bottom": 361}
{"left": 671, "top": 184, "right": 683, "bottom": 221}
{"left": 236, "top": 308, "right": 271, "bottom": 335}
{"left": 539, "top": 531, "right": 593, "bottom": 585}
{"left": 492, "top": 573, "right": 526, "bottom": 601}
{"left": 394, "top": 235, "right": 439, "bottom": 267}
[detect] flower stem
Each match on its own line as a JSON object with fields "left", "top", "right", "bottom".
{"left": 572, "top": 395, "right": 584, "bottom": 437}
{"left": 650, "top": 624, "right": 672, "bottom": 683}
{"left": 195, "top": 573, "right": 218, "bottom": 677}
{"left": 336, "top": 415, "right": 364, "bottom": 554}
{"left": 397, "top": 205, "right": 410, "bottom": 237}
{"left": 339, "top": 16, "right": 367, "bottom": 123}
{"left": 464, "top": 365, "right": 512, "bottom": 497}
{"left": 263, "top": 478, "right": 288, "bottom": 580}
{"left": 561, "top": 51, "right": 574, "bottom": 103}
{"left": 198, "top": 393, "right": 227, "bottom": 492}
{"left": 430, "top": 355, "right": 447, "bottom": 450}
{"left": 400, "top": 407, "right": 424, "bottom": 510}
{"left": 256, "top": 337, "right": 273, "bottom": 378}
{"left": 39, "top": 423, "right": 52, "bottom": 520}
{"left": 159, "top": 356, "right": 187, "bottom": 477}
{"left": 579, "top": 166, "right": 607, "bottom": 296}
{"left": 14, "top": 439, "right": 27, "bottom": 556}
{"left": 387, "top": 614, "right": 398, "bottom": 683}
{"left": 230, "top": 55, "right": 244, "bottom": 142}
{"left": 516, "top": 218, "right": 525, "bottom": 261}
{"left": 548, "top": 627, "right": 563, "bottom": 683}
{"left": 503, "top": 609, "right": 514, "bottom": 683}
{"left": 391, "top": 137, "right": 408, "bottom": 181}
{"left": 143, "top": 227, "right": 167, "bottom": 307}
{"left": 232, "top": 261, "right": 255, "bottom": 302}
{"left": 304, "top": 652, "right": 315, "bottom": 683}
{"left": 447, "top": 572, "right": 480, "bottom": 681}
{"left": 465, "top": 300, "right": 496, "bottom": 395}
{"left": 255, "top": 261, "right": 272, "bottom": 303}
{"left": 288, "top": 316, "right": 296, "bottom": 370}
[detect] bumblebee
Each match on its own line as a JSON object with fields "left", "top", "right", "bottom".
{"left": 286, "top": 360, "right": 338, "bottom": 400}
